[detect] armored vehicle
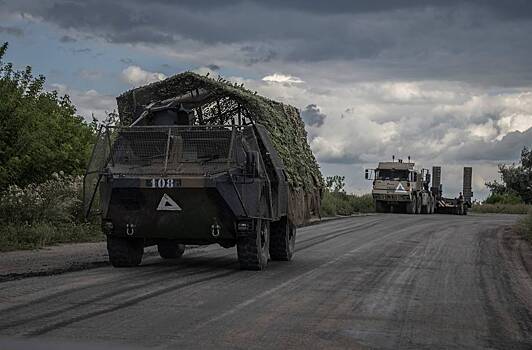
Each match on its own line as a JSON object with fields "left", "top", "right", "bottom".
{"left": 84, "top": 73, "right": 322, "bottom": 270}
{"left": 365, "top": 157, "right": 435, "bottom": 214}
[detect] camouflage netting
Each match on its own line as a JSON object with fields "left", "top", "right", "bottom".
{"left": 116, "top": 72, "right": 324, "bottom": 194}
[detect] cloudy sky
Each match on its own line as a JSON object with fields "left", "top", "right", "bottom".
{"left": 2, "top": 0, "right": 532, "bottom": 199}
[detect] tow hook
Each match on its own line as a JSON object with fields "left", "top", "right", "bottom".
{"left": 211, "top": 219, "right": 221, "bottom": 238}
{"left": 126, "top": 223, "right": 135, "bottom": 236}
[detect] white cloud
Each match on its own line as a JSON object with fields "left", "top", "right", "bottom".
{"left": 49, "top": 83, "right": 117, "bottom": 121}
{"left": 223, "top": 75, "right": 532, "bottom": 199}
{"left": 262, "top": 73, "right": 304, "bottom": 84}
{"left": 121, "top": 65, "right": 166, "bottom": 86}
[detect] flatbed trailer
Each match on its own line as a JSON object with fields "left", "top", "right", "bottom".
{"left": 432, "top": 166, "right": 472, "bottom": 215}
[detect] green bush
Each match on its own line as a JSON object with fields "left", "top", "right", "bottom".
{"left": 471, "top": 203, "right": 532, "bottom": 214}
{"left": 321, "top": 191, "right": 375, "bottom": 217}
{"left": 485, "top": 193, "right": 523, "bottom": 205}
{"left": 349, "top": 194, "right": 374, "bottom": 213}
{"left": 0, "top": 173, "right": 84, "bottom": 224}
{"left": 0, "top": 174, "right": 102, "bottom": 251}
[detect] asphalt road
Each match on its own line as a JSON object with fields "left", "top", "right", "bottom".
{"left": 1, "top": 214, "right": 531, "bottom": 349}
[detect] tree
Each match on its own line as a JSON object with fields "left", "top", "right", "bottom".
{"left": 0, "top": 42, "right": 96, "bottom": 190}
{"left": 485, "top": 147, "right": 532, "bottom": 204}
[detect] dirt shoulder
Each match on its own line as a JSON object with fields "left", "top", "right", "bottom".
{"left": 0, "top": 242, "right": 110, "bottom": 282}
{"left": 0, "top": 216, "right": 364, "bottom": 282}
{"left": 499, "top": 226, "right": 532, "bottom": 301}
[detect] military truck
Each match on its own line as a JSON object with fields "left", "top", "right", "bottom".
{"left": 83, "top": 72, "right": 323, "bottom": 270}
{"left": 365, "top": 157, "right": 435, "bottom": 214}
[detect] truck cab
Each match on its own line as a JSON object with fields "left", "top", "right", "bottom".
{"left": 365, "top": 159, "right": 435, "bottom": 214}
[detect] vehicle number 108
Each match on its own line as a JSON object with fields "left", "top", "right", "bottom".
{"left": 148, "top": 178, "right": 179, "bottom": 188}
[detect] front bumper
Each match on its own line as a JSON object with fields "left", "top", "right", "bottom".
{"left": 372, "top": 191, "right": 412, "bottom": 202}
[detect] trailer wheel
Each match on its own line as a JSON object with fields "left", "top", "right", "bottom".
{"left": 237, "top": 219, "right": 270, "bottom": 270}
{"left": 107, "top": 235, "right": 143, "bottom": 267}
{"left": 270, "top": 216, "right": 296, "bottom": 261}
{"left": 157, "top": 240, "right": 185, "bottom": 259}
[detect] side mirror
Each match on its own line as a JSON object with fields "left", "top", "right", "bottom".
{"left": 364, "top": 169, "right": 369, "bottom": 180}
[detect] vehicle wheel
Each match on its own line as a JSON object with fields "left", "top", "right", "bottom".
{"left": 157, "top": 240, "right": 185, "bottom": 259}
{"left": 406, "top": 199, "right": 415, "bottom": 214}
{"left": 375, "top": 201, "right": 388, "bottom": 213}
{"left": 416, "top": 196, "right": 422, "bottom": 214}
{"left": 237, "top": 219, "right": 270, "bottom": 270}
{"left": 269, "top": 216, "right": 296, "bottom": 261}
{"left": 107, "top": 235, "right": 143, "bottom": 267}
{"left": 421, "top": 197, "right": 429, "bottom": 214}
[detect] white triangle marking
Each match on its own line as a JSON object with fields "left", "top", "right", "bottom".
{"left": 395, "top": 183, "right": 407, "bottom": 193}
{"left": 157, "top": 193, "right": 182, "bottom": 211}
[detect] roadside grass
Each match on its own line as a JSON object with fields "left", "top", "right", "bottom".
{"left": 321, "top": 191, "right": 374, "bottom": 216}
{"left": 0, "top": 222, "right": 102, "bottom": 252}
{"left": 516, "top": 211, "right": 532, "bottom": 243}
{"left": 470, "top": 203, "right": 532, "bottom": 214}
{"left": 0, "top": 174, "right": 103, "bottom": 252}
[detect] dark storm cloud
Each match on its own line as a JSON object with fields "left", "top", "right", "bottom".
{"left": 206, "top": 64, "right": 220, "bottom": 71}
{"left": 4, "top": 0, "right": 532, "bottom": 84}
{"left": 0, "top": 25, "right": 24, "bottom": 37}
{"left": 71, "top": 48, "right": 91, "bottom": 54}
{"left": 59, "top": 35, "right": 76, "bottom": 43}
{"left": 125, "top": 0, "right": 532, "bottom": 18}
{"left": 301, "top": 104, "right": 326, "bottom": 127}
{"left": 448, "top": 127, "right": 532, "bottom": 162}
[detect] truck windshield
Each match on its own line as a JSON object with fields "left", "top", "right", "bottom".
{"left": 376, "top": 169, "right": 409, "bottom": 181}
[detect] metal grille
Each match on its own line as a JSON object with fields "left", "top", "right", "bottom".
{"left": 109, "top": 126, "right": 239, "bottom": 175}
{"left": 83, "top": 126, "right": 113, "bottom": 217}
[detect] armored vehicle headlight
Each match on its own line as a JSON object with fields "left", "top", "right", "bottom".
{"left": 237, "top": 221, "right": 251, "bottom": 231}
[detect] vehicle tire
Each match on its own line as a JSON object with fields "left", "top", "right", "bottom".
{"left": 406, "top": 199, "right": 415, "bottom": 214}
{"left": 157, "top": 240, "right": 185, "bottom": 259}
{"left": 421, "top": 197, "right": 429, "bottom": 214}
{"left": 375, "top": 201, "right": 388, "bottom": 213}
{"left": 416, "top": 196, "right": 422, "bottom": 214}
{"left": 237, "top": 219, "right": 270, "bottom": 270}
{"left": 107, "top": 235, "right": 143, "bottom": 267}
{"left": 269, "top": 216, "right": 296, "bottom": 261}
